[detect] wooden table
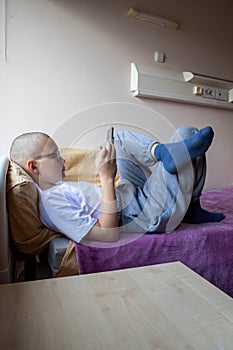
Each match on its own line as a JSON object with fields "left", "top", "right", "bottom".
{"left": 0, "top": 262, "right": 232, "bottom": 350}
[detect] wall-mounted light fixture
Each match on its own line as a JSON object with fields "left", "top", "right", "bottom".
{"left": 130, "top": 63, "right": 233, "bottom": 110}
{"left": 127, "top": 8, "right": 179, "bottom": 30}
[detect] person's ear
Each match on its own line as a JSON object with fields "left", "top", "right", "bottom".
{"left": 27, "top": 159, "right": 40, "bottom": 174}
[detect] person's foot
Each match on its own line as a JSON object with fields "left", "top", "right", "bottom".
{"left": 154, "top": 126, "right": 214, "bottom": 174}
{"left": 182, "top": 198, "right": 225, "bottom": 224}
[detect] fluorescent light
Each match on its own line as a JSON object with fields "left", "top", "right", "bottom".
{"left": 127, "top": 8, "right": 179, "bottom": 30}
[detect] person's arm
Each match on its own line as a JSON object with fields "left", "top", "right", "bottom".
{"left": 84, "top": 142, "right": 119, "bottom": 242}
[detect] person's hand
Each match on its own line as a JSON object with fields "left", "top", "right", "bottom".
{"left": 95, "top": 142, "right": 117, "bottom": 181}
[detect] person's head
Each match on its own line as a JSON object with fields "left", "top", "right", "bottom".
{"left": 9, "top": 132, "right": 65, "bottom": 189}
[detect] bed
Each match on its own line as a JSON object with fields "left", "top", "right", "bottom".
{"left": 3, "top": 149, "right": 233, "bottom": 298}
{"left": 74, "top": 187, "right": 233, "bottom": 298}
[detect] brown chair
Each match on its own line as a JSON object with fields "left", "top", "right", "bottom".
{"left": 0, "top": 154, "right": 37, "bottom": 283}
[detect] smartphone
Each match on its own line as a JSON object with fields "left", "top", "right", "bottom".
{"left": 106, "top": 127, "right": 114, "bottom": 144}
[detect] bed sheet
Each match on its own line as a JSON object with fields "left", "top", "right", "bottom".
{"left": 75, "top": 188, "right": 233, "bottom": 297}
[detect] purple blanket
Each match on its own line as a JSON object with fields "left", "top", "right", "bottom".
{"left": 75, "top": 188, "right": 233, "bottom": 297}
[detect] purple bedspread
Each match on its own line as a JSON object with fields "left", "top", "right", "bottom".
{"left": 75, "top": 188, "right": 233, "bottom": 297}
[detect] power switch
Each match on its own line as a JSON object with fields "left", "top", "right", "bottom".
{"left": 193, "top": 86, "right": 203, "bottom": 96}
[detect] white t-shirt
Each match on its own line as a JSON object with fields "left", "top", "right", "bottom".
{"left": 37, "top": 181, "right": 102, "bottom": 243}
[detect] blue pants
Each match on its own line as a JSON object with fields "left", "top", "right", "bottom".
{"left": 114, "top": 126, "right": 206, "bottom": 233}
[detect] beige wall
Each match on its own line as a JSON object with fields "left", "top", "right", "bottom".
{"left": 0, "top": 0, "right": 233, "bottom": 189}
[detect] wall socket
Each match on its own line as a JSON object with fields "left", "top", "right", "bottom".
{"left": 202, "top": 86, "right": 228, "bottom": 101}
{"left": 202, "top": 86, "right": 215, "bottom": 99}
{"left": 215, "top": 88, "right": 228, "bottom": 101}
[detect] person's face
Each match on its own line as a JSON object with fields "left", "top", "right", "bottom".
{"left": 34, "top": 136, "right": 65, "bottom": 188}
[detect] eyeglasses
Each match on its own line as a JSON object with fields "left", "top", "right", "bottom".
{"left": 33, "top": 150, "right": 62, "bottom": 161}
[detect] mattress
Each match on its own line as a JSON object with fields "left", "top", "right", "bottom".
{"left": 75, "top": 188, "right": 233, "bottom": 297}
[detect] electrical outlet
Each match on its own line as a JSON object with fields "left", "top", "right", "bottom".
{"left": 215, "top": 88, "right": 228, "bottom": 101}
{"left": 202, "top": 86, "right": 216, "bottom": 99}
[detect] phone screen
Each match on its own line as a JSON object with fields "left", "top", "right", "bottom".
{"left": 107, "top": 127, "right": 114, "bottom": 144}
